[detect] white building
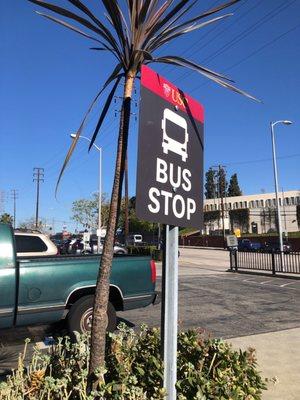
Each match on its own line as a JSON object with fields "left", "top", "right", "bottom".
{"left": 204, "top": 190, "right": 300, "bottom": 235}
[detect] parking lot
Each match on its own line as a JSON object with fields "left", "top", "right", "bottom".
{"left": 1, "top": 247, "right": 300, "bottom": 345}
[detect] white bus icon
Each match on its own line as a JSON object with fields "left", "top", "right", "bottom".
{"left": 161, "top": 108, "right": 189, "bottom": 162}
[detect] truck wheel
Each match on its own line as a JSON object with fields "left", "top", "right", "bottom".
{"left": 67, "top": 295, "right": 117, "bottom": 335}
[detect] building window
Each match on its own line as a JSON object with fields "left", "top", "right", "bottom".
{"left": 291, "top": 197, "right": 295, "bottom": 205}
{"left": 240, "top": 201, "right": 243, "bottom": 208}
{"left": 260, "top": 200, "right": 264, "bottom": 207}
{"left": 285, "top": 197, "right": 290, "bottom": 206}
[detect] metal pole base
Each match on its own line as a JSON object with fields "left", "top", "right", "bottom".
{"left": 163, "top": 225, "right": 178, "bottom": 400}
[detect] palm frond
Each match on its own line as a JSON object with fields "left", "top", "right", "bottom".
{"left": 29, "top": 0, "right": 259, "bottom": 194}
{"left": 153, "top": 55, "right": 233, "bottom": 81}
{"left": 89, "top": 76, "right": 122, "bottom": 151}
{"left": 152, "top": 55, "right": 260, "bottom": 102}
{"left": 148, "top": 13, "right": 233, "bottom": 52}
{"left": 101, "top": 0, "right": 128, "bottom": 51}
{"left": 143, "top": 0, "right": 189, "bottom": 46}
{"left": 55, "top": 66, "right": 124, "bottom": 195}
{"left": 29, "top": 0, "right": 123, "bottom": 60}
{"left": 36, "top": 12, "right": 104, "bottom": 45}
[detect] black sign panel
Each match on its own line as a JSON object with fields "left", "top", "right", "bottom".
{"left": 136, "top": 65, "right": 204, "bottom": 228}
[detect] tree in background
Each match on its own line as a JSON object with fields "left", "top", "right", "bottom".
{"left": 217, "top": 166, "right": 228, "bottom": 198}
{"left": 118, "top": 196, "right": 156, "bottom": 234}
{"left": 205, "top": 168, "right": 216, "bottom": 199}
{"left": 71, "top": 193, "right": 110, "bottom": 230}
{"left": 0, "top": 213, "right": 13, "bottom": 225}
{"left": 227, "top": 173, "right": 242, "bottom": 197}
{"left": 18, "top": 218, "right": 45, "bottom": 232}
{"left": 30, "top": 0, "right": 259, "bottom": 385}
{"left": 229, "top": 209, "right": 250, "bottom": 233}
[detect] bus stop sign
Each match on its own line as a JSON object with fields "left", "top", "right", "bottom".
{"left": 136, "top": 65, "right": 204, "bottom": 228}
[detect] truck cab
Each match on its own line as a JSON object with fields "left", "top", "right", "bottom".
{"left": 0, "top": 224, "right": 158, "bottom": 334}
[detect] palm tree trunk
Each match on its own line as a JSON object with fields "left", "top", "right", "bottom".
{"left": 88, "top": 69, "right": 136, "bottom": 388}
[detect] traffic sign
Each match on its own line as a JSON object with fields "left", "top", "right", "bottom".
{"left": 136, "top": 65, "right": 204, "bottom": 228}
{"left": 226, "top": 235, "right": 238, "bottom": 248}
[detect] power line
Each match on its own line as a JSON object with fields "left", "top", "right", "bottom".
{"left": 156, "top": 0, "right": 245, "bottom": 67}
{"left": 0, "top": 191, "right": 6, "bottom": 214}
{"left": 215, "top": 153, "right": 300, "bottom": 167}
{"left": 220, "top": 21, "right": 300, "bottom": 73}
{"left": 161, "top": 0, "right": 254, "bottom": 77}
{"left": 200, "top": 0, "right": 296, "bottom": 65}
{"left": 169, "top": 0, "right": 296, "bottom": 87}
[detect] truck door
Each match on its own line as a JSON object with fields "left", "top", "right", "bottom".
{"left": 0, "top": 224, "right": 17, "bottom": 328}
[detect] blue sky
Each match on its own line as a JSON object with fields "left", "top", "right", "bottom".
{"left": 1, "top": 0, "right": 299, "bottom": 232}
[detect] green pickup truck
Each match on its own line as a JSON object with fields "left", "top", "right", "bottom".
{"left": 0, "top": 223, "right": 158, "bottom": 334}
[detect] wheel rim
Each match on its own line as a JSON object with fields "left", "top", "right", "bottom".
{"left": 80, "top": 307, "right": 93, "bottom": 333}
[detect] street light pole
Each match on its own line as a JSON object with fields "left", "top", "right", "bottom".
{"left": 270, "top": 120, "right": 292, "bottom": 272}
{"left": 70, "top": 134, "right": 102, "bottom": 253}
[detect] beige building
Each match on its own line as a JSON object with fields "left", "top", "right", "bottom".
{"left": 204, "top": 190, "right": 300, "bottom": 234}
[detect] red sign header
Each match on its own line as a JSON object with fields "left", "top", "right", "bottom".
{"left": 141, "top": 65, "right": 204, "bottom": 123}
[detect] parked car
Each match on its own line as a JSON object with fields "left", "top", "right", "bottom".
{"left": 238, "top": 239, "right": 261, "bottom": 252}
{"left": 69, "top": 238, "right": 128, "bottom": 255}
{"left": 14, "top": 230, "right": 58, "bottom": 257}
{"left": 0, "top": 223, "right": 158, "bottom": 334}
{"left": 56, "top": 238, "right": 72, "bottom": 255}
{"left": 262, "top": 240, "right": 292, "bottom": 254}
{"left": 127, "top": 234, "right": 143, "bottom": 245}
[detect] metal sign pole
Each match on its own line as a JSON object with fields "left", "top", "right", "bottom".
{"left": 163, "top": 225, "right": 179, "bottom": 400}
{"left": 160, "top": 225, "right": 166, "bottom": 358}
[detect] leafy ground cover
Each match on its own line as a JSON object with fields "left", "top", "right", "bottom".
{"left": 0, "top": 325, "right": 267, "bottom": 400}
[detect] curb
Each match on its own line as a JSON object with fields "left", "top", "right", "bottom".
{"left": 179, "top": 246, "right": 226, "bottom": 251}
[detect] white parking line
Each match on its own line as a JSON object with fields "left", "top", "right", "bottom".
{"left": 241, "top": 277, "right": 300, "bottom": 290}
{"left": 280, "top": 282, "right": 296, "bottom": 288}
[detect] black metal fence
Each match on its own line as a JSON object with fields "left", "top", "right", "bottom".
{"left": 230, "top": 250, "right": 300, "bottom": 275}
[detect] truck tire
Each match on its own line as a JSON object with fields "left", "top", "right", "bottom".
{"left": 67, "top": 295, "right": 117, "bottom": 335}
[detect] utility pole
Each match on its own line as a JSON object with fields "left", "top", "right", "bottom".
{"left": 212, "top": 165, "right": 227, "bottom": 242}
{"left": 33, "top": 168, "right": 44, "bottom": 229}
{"left": 0, "top": 191, "right": 6, "bottom": 214}
{"left": 11, "top": 189, "right": 18, "bottom": 229}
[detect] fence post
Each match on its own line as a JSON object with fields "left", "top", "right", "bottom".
{"left": 234, "top": 250, "right": 238, "bottom": 272}
{"left": 271, "top": 250, "right": 276, "bottom": 276}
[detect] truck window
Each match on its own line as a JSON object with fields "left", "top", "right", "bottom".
{"left": 15, "top": 235, "right": 48, "bottom": 253}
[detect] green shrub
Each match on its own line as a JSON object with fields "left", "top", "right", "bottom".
{"left": 127, "top": 245, "right": 156, "bottom": 256}
{"left": 0, "top": 325, "right": 267, "bottom": 400}
{"left": 151, "top": 249, "right": 162, "bottom": 261}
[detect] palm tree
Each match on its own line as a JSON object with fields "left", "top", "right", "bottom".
{"left": 29, "top": 0, "right": 258, "bottom": 387}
